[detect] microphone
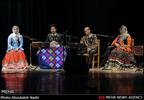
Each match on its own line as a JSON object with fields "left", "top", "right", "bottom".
{"left": 23, "top": 35, "right": 38, "bottom": 41}
{"left": 95, "top": 34, "right": 114, "bottom": 38}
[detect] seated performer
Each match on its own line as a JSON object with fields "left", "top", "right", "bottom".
{"left": 45, "top": 24, "right": 63, "bottom": 47}
{"left": 80, "top": 26, "right": 98, "bottom": 67}
{"left": 2, "top": 25, "right": 28, "bottom": 69}
{"left": 37, "top": 24, "right": 66, "bottom": 69}
{"left": 105, "top": 25, "right": 136, "bottom": 69}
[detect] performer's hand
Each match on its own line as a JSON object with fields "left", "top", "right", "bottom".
{"left": 38, "top": 47, "right": 41, "bottom": 50}
{"left": 53, "top": 41, "right": 58, "bottom": 44}
{"left": 15, "top": 48, "right": 19, "bottom": 51}
{"left": 115, "top": 43, "right": 120, "bottom": 47}
{"left": 50, "top": 41, "right": 58, "bottom": 46}
{"left": 87, "top": 47, "right": 91, "bottom": 52}
{"left": 51, "top": 41, "right": 57, "bottom": 44}
{"left": 80, "top": 40, "right": 83, "bottom": 44}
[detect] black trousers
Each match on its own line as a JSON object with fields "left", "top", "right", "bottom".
{"left": 103, "top": 46, "right": 115, "bottom": 59}
{"left": 100, "top": 46, "right": 115, "bottom": 66}
{"left": 88, "top": 49, "right": 97, "bottom": 65}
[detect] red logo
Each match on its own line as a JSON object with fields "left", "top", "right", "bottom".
{"left": 98, "top": 96, "right": 105, "bottom": 100}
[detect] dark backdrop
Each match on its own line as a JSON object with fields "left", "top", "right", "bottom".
{"left": 0, "top": 0, "right": 144, "bottom": 66}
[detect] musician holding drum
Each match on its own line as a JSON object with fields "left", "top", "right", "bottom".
{"left": 45, "top": 24, "right": 63, "bottom": 47}
{"left": 37, "top": 24, "right": 66, "bottom": 69}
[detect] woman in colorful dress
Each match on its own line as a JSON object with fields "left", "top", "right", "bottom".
{"left": 2, "top": 25, "right": 28, "bottom": 69}
{"left": 105, "top": 25, "right": 136, "bottom": 70}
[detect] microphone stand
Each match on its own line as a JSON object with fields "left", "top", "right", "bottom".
{"left": 64, "top": 33, "right": 79, "bottom": 45}
{"left": 96, "top": 34, "right": 114, "bottom": 47}
{"left": 95, "top": 34, "right": 114, "bottom": 69}
{"left": 66, "top": 35, "right": 78, "bottom": 43}
{"left": 23, "top": 35, "right": 37, "bottom": 69}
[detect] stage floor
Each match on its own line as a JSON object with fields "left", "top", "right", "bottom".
{"left": 0, "top": 66, "right": 144, "bottom": 95}
{"left": 1, "top": 65, "right": 143, "bottom": 74}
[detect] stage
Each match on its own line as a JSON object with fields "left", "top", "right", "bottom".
{"left": 0, "top": 65, "right": 144, "bottom": 95}
{"left": 1, "top": 65, "right": 143, "bottom": 73}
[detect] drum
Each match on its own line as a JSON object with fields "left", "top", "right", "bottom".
{"left": 37, "top": 46, "right": 67, "bottom": 69}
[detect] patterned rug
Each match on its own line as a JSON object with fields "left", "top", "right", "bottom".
{"left": 1, "top": 67, "right": 28, "bottom": 73}
{"left": 91, "top": 67, "right": 144, "bottom": 73}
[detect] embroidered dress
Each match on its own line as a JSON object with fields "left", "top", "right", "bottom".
{"left": 105, "top": 33, "right": 136, "bottom": 68}
{"left": 2, "top": 33, "right": 28, "bottom": 69}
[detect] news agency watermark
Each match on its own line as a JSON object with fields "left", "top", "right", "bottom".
{"left": 98, "top": 95, "right": 143, "bottom": 100}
